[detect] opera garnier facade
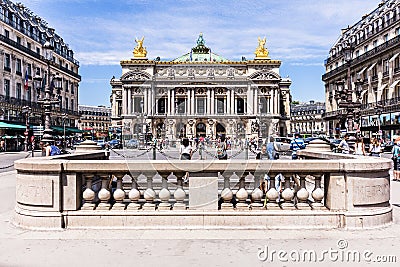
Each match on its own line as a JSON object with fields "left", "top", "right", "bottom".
{"left": 110, "top": 34, "right": 292, "bottom": 141}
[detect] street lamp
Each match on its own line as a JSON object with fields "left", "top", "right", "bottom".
{"left": 62, "top": 113, "right": 68, "bottom": 150}
{"left": 34, "top": 38, "right": 62, "bottom": 143}
{"left": 21, "top": 106, "right": 31, "bottom": 152}
{"left": 258, "top": 101, "right": 262, "bottom": 142}
{"left": 335, "top": 43, "right": 361, "bottom": 134}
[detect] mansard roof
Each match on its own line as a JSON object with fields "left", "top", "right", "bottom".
{"left": 0, "top": 0, "right": 79, "bottom": 66}
{"left": 331, "top": 0, "right": 399, "bottom": 51}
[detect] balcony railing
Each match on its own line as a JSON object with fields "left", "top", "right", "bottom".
{"left": 0, "top": 34, "right": 81, "bottom": 80}
{"left": 323, "top": 35, "right": 400, "bottom": 81}
{"left": 13, "top": 150, "right": 392, "bottom": 230}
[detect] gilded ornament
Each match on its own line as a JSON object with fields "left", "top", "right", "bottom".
{"left": 133, "top": 36, "right": 147, "bottom": 58}
{"left": 254, "top": 37, "right": 270, "bottom": 59}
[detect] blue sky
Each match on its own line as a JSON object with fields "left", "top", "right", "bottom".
{"left": 23, "top": 0, "right": 380, "bottom": 107}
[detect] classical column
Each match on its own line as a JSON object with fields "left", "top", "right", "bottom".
{"left": 247, "top": 84, "right": 252, "bottom": 114}
{"left": 171, "top": 89, "right": 175, "bottom": 114}
{"left": 211, "top": 88, "right": 215, "bottom": 114}
{"left": 207, "top": 88, "right": 211, "bottom": 115}
{"left": 144, "top": 87, "right": 149, "bottom": 115}
{"left": 227, "top": 89, "right": 231, "bottom": 114}
{"left": 167, "top": 89, "right": 171, "bottom": 115}
{"left": 254, "top": 87, "right": 258, "bottom": 115}
{"left": 190, "top": 88, "right": 195, "bottom": 115}
{"left": 112, "top": 93, "right": 117, "bottom": 117}
{"left": 122, "top": 87, "right": 127, "bottom": 116}
{"left": 230, "top": 89, "right": 235, "bottom": 114}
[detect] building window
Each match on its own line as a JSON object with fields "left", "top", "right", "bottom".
{"left": 373, "top": 40, "right": 378, "bottom": 48}
{"left": 16, "top": 36, "right": 21, "bottom": 45}
{"left": 384, "top": 34, "right": 389, "bottom": 42}
{"left": 27, "top": 42, "right": 31, "bottom": 50}
{"left": 216, "top": 98, "right": 224, "bottom": 114}
{"left": 4, "top": 54, "right": 11, "bottom": 71}
{"left": 4, "top": 79, "right": 10, "bottom": 98}
{"left": 71, "top": 99, "right": 74, "bottom": 112}
{"left": 59, "top": 96, "right": 62, "bottom": 108}
{"left": 383, "top": 59, "right": 389, "bottom": 76}
{"left": 64, "top": 80, "right": 69, "bottom": 92}
{"left": 196, "top": 98, "right": 205, "bottom": 114}
{"left": 133, "top": 97, "right": 143, "bottom": 113}
{"left": 364, "top": 45, "right": 368, "bottom": 53}
{"left": 176, "top": 98, "right": 185, "bottom": 114}
{"left": 157, "top": 98, "right": 166, "bottom": 114}
{"left": 236, "top": 98, "right": 245, "bottom": 114}
{"left": 16, "top": 59, "right": 22, "bottom": 75}
{"left": 36, "top": 47, "right": 40, "bottom": 55}
{"left": 27, "top": 87, "right": 31, "bottom": 102}
{"left": 65, "top": 97, "right": 69, "bottom": 110}
{"left": 27, "top": 64, "right": 32, "bottom": 76}
{"left": 4, "top": 29, "right": 9, "bottom": 38}
{"left": 355, "top": 50, "right": 360, "bottom": 57}
{"left": 16, "top": 83, "right": 22, "bottom": 100}
{"left": 70, "top": 83, "right": 74, "bottom": 94}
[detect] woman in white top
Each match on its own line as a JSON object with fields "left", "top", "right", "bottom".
{"left": 354, "top": 137, "right": 366, "bottom": 156}
{"left": 180, "top": 137, "right": 192, "bottom": 160}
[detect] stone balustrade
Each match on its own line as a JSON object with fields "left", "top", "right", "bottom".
{"left": 13, "top": 151, "right": 392, "bottom": 230}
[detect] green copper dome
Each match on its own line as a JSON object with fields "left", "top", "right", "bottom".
{"left": 172, "top": 33, "right": 230, "bottom": 63}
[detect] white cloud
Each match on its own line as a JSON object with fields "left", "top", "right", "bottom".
{"left": 23, "top": 0, "right": 382, "bottom": 65}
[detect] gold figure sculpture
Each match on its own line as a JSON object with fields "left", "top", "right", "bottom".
{"left": 254, "top": 37, "right": 269, "bottom": 59}
{"left": 133, "top": 36, "right": 147, "bottom": 58}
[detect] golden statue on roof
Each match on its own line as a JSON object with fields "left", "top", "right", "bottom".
{"left": 133, "top": 36, "right": 147, "bottom": 58}
{"left": 254, "top": 37, "right": 269, "bottom": 59}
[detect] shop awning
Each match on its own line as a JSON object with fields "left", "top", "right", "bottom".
{"left": 357, "top": 66, "right": 368, "bottom": 75}
{"left": 389, "top": 80, "right": 400, "bottom": 89}
{"left": 0, "top": 122, "right": 26, "bottom": 130}
{"left": 389, "top": 53, "right": 400, "bottom": 62}
{"left": 51, "top": 126, "right": 83, "bottom": 134}
{"left": 367, "top": 62, "right": 377, "bottom": 72}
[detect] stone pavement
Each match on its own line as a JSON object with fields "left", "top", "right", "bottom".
{"left": 1, "top": 169, "right": 400, "bottom": 266}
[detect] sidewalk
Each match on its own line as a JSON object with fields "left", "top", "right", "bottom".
{"left": 1, "top": 170, "right": 400, "bottom": 266}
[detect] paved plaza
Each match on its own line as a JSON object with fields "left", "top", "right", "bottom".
{"left": 0, "top": 152, "right": 399, "bottom": 266}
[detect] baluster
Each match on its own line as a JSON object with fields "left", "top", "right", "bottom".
{"left": 236, "top": 172, "right": 249, "bottom": 210}
{"left": 280, "top": 173, "right": 296, "bottom": 210}
{"left": 97, "top": 174, "right": 111, "bottom": 210}
{"left": 250, "top": 172, "right": 264, "bottom": 210}
{"left": 112, "top": 174, "right": 126, "bottom": 210}
{"left": 220, "top": 172, "right": 234, "bottom": 210}
{"left": 311, "top": 174, "right": 325, "bottom": 210}
{"left": 82, "top": 174, "right": 96, "bottom": 210}
{"left": 265, "top": 172, "right": 280, "bottom": 210}
{"left": 127, "top": 174, "right": 142, "bottom": 210}
{"left": 142, "top": 173, "right": 156, "bottom": 210}
{"left": 296, "top": 174, "right": 311, "bottom": 210}
{"left": 158, "top": 173, "right": 171, "bottom": 211}
{"left": 173, "top": 173, "right": 186, "bottom": 210}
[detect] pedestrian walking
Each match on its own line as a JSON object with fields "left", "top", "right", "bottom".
{"left": 369, "top": 137, "right": 382, "bottom": 157}
{"left": 354, "top": 137, "right": 366, "bottom": 156}
{"left": 338, "top": 134, "right": 350, "bottom": 154}
{"left": 179, "top": 137, "right": 192, "bottom": 183}
{"left": 392, "top": 141, "right": 400, "bottom": 181}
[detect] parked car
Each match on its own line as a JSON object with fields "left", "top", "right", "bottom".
{"left": 71, "top": 140, "right": 82, "bottom": 150}
{"left": 126, "top": 139, "right": 139, "bottom": 149}
{"left": 381, "top": 141, "right": 394, "bottom": 152}
{"left": 108, "top": 139, "right": 122, "bottom": 149}
{"left": 329, "top": 139, "right": 341, "bottom": 152}
{"left": 96, "top": 140, "right": 106, "bottom": 149}
{"left": 273, "top": 137, "right": 292, "bottom": 153}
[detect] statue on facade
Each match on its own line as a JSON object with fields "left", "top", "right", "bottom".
{"left": 254, "top": 37, "right": 269, "bottom": 59}
{"left": 133, "top": 37, "right": 147, "bottom": 58}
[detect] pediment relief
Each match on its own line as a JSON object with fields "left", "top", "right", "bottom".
{"left": 250, "top": 71, "right": 280, "bottom": 81}
{"left": 121, "top": 71, "right": 151, "bottom": 81}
